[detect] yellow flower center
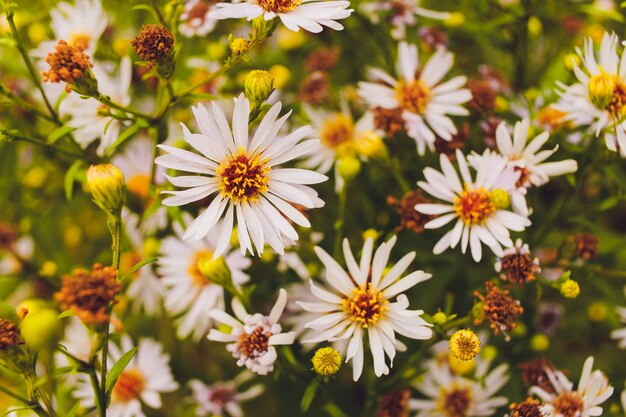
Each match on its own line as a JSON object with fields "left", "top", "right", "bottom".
{"left": 112, "top": 368, "right": 145, "bottom": 403}
{"left": 343, "top": 284, "right": 387, "bottom": 328}
{"left": 438, "top": 385, "right": 473, "bottom": 417}
{"left": 553, "top": 392, "right": 584, "bottom": 417}
{"left": 257, "top": 0, "right": 301, "bottom": 13}
{"left": 237, "top": 326, "right": 270, "bottom": 358}
{"left": 69, "top": 32, "right": 91, "bottom": 49}
{"left": 311, "top": 347, "right": 342, "bottom": 377}
{"left": 320, "top": 114, "right": 355, "bottom": 154}
{"left": 588, "top": 71, "right": 626, "bottom": 118}
{"left": 127, "top": 174, "right": 152, "bottom": 200}
{"left": 217, "top": 149, "right": 270, "bottom": 204}
{"left": 396, "top": 79, "right": 432, "bottom": 114}
{"left": 453, "top": 187, "right": 496, "bottom": 225}
{"left": 449, "top": 329, "right": 481, "bottom": 361}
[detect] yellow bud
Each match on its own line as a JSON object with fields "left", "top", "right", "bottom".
{"left": 560, "top": 279, "right": 580, "bottom": 299}
{"left": 527, "top": 16, "right": 542, "bottom": 36}
{"left": 432, "top": 311, "right": 447, "bottom": 325}
{"left": 481, "top": 345, "right": 497, "bottom": 361}
{"left": 229, "top": 37, "right": 249, "bottom": 56}
{"left": 86, "top": 164, "right": 126, "bottom": 214}
{"left": 20, "top": 309, "right": 61, "bottom": 351}
{"left": 588, "top": 72, "right": 616, "bottom": 109}
{"left": 448, "top": 354, "right": 475, "bottom": 375}
{"left": 587, "top": 302, "right": 607, "bottom": 322}
{"left": 563, "top": 53, "right": 581, "bottom": 71}
{"left": 530, "top": 334, "right": 550, "bottom": 352}
{"left": 511, "top": 322, "right": 528, "bottom": 337}
{"left": 444, "top": 12, "right": 465, "bottom": 27}
{"left": 311, "top": 347, "right": 341, "bottom": 377}
{"left": 362, "top": 229, "right": 379, "bottom": 242}
{"left": 16, "top": 299, "right": 48, "bottom": 318}
{"left": 39, "top": 261, "right": 58, "bottom": 277}
{"left": 471, "top": 302, "right": 485, "bottom": 322}
{"left": 355, "top": 130, "right": 386, "bottom": 159}
{"left": 276, "top": 26, "right": 307, "bottom": 50}
{"left": 244, "top": 70, "right": 274, "bottom": 106}
{"left": 449, "top": 329, "right": 481, "bottom": 361}
{"left": 336, "top": 156, "right": 361, "bottom": 183}
{"left": 269, "top": 65, "right": 291, "bottom": 89}
{"left": 490, "top": 189, "right": 511, "bottom": 210}
{"left": 197, "top": 255, "right": 232, "bottom": 288}
{"left": 27, "top": 22, "right": 48, "bottom": 45}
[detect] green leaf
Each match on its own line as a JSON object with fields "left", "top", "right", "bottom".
{"left": 54, "top": 90, "right": 68, "bottom": 114}
{"left": 47, "top": 126, "right": 76, "bottom": 144}
{"left": 35, "top": 366, "right": 76, "bottom": 387}
{"left": 105, "top": 122, "right": 143, "bottom": 157}
{"left": 105, "top": 347, "right": 138, "bottom": 398}
{"left": 323, "top": 403, "right": 349, "bottom": 417}
{"left": 57, "top": 309, "right": 75, "bottom": 319}
{"left": 120, "top": 257, "right": 158, "bottom": 283}
{"left": 1, "top": 406, "right": 34, "bottom": 417}
{"left": 64, "top": 160, "right": 83, "bottom": 201}
{"left": 300, "top": 379, "right": 319, "bottom": 413}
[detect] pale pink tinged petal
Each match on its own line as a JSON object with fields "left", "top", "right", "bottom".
{"left": 231, "top": 297, "right": 248, "bottom": 322}
{"left": 269, "top": 331, "right": 295, "bottom": 346}
{"left": 439, "top": 153, "right": 463, "bottom": 193}
{"left": 420, "top": 47, "right": 453, "bottom": 87}
{"left": 182, "top": 197, "right": 228, "bottom": 241}
{"left": 235, "top": 204, "right": 254, "bottom": 255}
{"left": 370, "top": 237, "right": 395, "bottom": 288}
{"left": 249, "top": 101, "right": 282, "bottom": 152}
{"left": 473, "top": 225, "right": 503, "bottom": 257}
{"left": 263, "top": 194, "right": 310, "bottom": 228}
{"left": 460, "top": 224, "right": 469, "bottom": 252}
{"left": 415, "top": 203, "right": 455, "bottom": 215}
{"left": 213, "top": 205, "right": 234, "bottom": 258}
{"left": 232, "top": 94, "right": 250, "bottom": 149}
{"left": 378, "top": 252, "right": 416, "bottom": 290}
{"left": 269, "top": 289, "right": 288, "bottom": 324}
{"left": 270, "top": 168, "right": 328, "bottom": 184}
{"left": 350, "top": 332, "right": 364, "bottom": 381}
{"left": 208, "top": 310, "right": 241, "bottom": 328}
{"left": 296, "top": 301, "right": 339, "bottom": 313}
{"left": 359, "top": 238, "right": 374, "bottom": 281}
{"left": 258, "top": 346, "right": 277, "bottom": 366}
{"left": 433, "top": 230, "right": 453, "bottom": 254}
{"left": 495, "top": 122, "right": 513, "bottom": 155}
{"left": 449, "top": 219, "right": 464, "bottom": 248}
{"left": 342, "top": 238, "right": 364, "bottom": 285}
{"left": 524, "top": 130, "right": 550, "bottom": 155}
{"left": 455, "top": 149, "right": 472, "bottom": 185}
{"left": 397, "top": 41, "right": 419, "bottom": 81}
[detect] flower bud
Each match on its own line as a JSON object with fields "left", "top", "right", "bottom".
{"left": 448, "top": 354, "right": 475, "bottom": 375}
{"left": 355, "top": 130, "right": 386, "bottom": 159}
{"left": 336, "top": 156, "right": 361, "bottom": 183}
{"left": 449, "top": 329, "right": 481, "bottom": 361}
{"left": 20, "top": 309, "right": 62, "bottom": 351}
{"left": 86, "top": 164, "right": 126, "bottom": 215}
{"left": 560, "top": 279, "right": 580, "bottom": 299}
{"left": 432, "top": 311, "right": 447, "bottom": 325}
{"left": 311, "top": 347, "right": 341, "bottom": 377}
{"left": 244, "top": 70, "right": 274, "bottom": 107}
{"left": 530, "top": 334, "right": 549, "bottom": 352}
{"left": 229, "top": 36, "right": 250, "bottom": 56}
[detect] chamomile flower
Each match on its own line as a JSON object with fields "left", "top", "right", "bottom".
{"left": 158, "top": 216, "right": 251, "bottom": 340}
{"left": 59, "top": 57, "right": 132, "bottom": 155}
{"left": 409, "top": 360, "right": 509, "bottom": 417}
{"left": 416, "top": 149, "right": 531, "bottom": 262}
{"left": 155, "top": 94, "right": 328, "bottom": 257}
{"left": 208, "top": 289, "right": 295, "bottom": 375}
{"left": 361, "top": 0, "right": 450, "bottom": 40}
{"left": 180, "top": 0, "right": 220, "bottom": 37}
{"left": 530, "top": 356, "right": 614, "bottom": 417}
{"left": 358, "top": 41, "right": 471, "bottom": 155}
{"left": 74, "top": 336, "right": 178, "bottom": 417}
{"left": 299, "top": 236, "right": 433, "bottom": 381}
{"left": 188, "top": 372, "right": 264, "bottom": 417}
{"left": 209, "top": 0, "right": 353, "bottom": 34}
{"left": 556, "top": 32, "right": 626, "bottom": 156}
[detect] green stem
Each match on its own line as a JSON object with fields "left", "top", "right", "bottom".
{"left": 88, "top": 367, "right": 106, "bottom": 417}
{"left": 1, "top": 128, "right": 87, "bottom": 159}
{"left": 5, "top": 9, "right": 60, "bottom": 124}
{"left": 0, "top": 84, "right": 56, "bottom": 123}
{"left": 97, "top": 94, "right": 157, "bottom": 124}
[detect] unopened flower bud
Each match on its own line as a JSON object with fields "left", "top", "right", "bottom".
{"left": 244, "top": 70, "right": 274, "bottom": 107}
{"left": 530, "top": 334, "right": 549, "bottom": 352}
{"left": 355, "top": 130, "right": 386, "bottom": 159}
{"left": 86, "top": 164, "right": 126, "bottom": 214}
{"left": 449, "top": 329, "right": 481, "bottom": 361}
{"left": 20, "top": 309, "right": 62, "bottom": 351}
{"left": 229, "top": 36, "right": 250, "bottom": 56}
{"left": 560, "top": 279, "right": 580, "bottom": 299}
{"left": 311, "top": 347, "right": 341, "bottom": 377}
{"left": 432, "top": 311, "right": 447, "bottom": 325}
{"left": 336, "top": 156, "right": 361, "bottom": 183}
{"left": 197, "top": 254, "right": 233, "bottom": 289}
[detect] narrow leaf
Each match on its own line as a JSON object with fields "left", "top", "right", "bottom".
{"left": 105, "top": 347, "right": 138, "bottom": 397}
{"left": 300, "top": 379, "right": 319, "bottom": 412}
{"left": 64, "top": 160, "right": 83, "bottom": 201}
{"left": 47, "top": 126, "right": 76, "bottom": 144}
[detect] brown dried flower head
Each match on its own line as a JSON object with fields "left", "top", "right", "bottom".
{"left": 298, "top": 71, "right": 330, "bottom": 105}
{"left": 467, "top": 79, "right": 497, "bottom": 113}
{"left": 573, "top": 233, "right": 598, "bottom": 260}
{"left": 474, "top": 281, "right": 524, "bottom": 336}
{"left": 518, "top": 357, "right": 557, "bottom": 394}
{"left": 305, "top": 46, "right": 341, "bottom": 72}
{"left": 496, "top": 242, "right": 541, "bottom": 286}
{"left": 55, "top": 264, "right": 121, "bottom": 326}
{"left": 0, "top": 223, "right": 17, "bottom": 251}
{"left": 435, "top": 123, "right": 468, "bottom": 158}
{"left": 131, "top": 24, "right": 175, "bottom": 62}
{"left": 387, "top": 189, "right": 435, "bottom": 234}
{"left": 377, "top": 389, "right": 411, "bottom": 417}
{"left": 508, "top": 398, "right": 545, "bottom": 417}
{"left": 372, "top": 107, "right": 404, "bottom": 139}
{"left": 0, "top": 318, "right": 24, "bottom": 353}
{"left": 42, "top": 40, "right": 94, "bottom": 85}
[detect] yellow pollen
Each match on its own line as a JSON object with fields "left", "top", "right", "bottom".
{"left": 127, "top": 174, "right": 152, "bottom": 200}
{"left": 343, "top": 284, "right": 387, "bottom": 328}
{"left": 320, "top": 114, "right": 355, "bottom": 154}
{"left": 396, "top": 79, "right": 432, "bottom": 114}
{"left": 453, "top": 187, "right": 496, "bottom": 225}
{"left": 438, "top": 384, "right": 473, "bottom": 417}
{"left": 112, "top": 368, "right": 145, "bottom": 403}
{"left": 449, "top": 329, "right": 481, "bottom": 361}
{"left": 257, "top": 0, "right": 301, "bottom": 13}
{"left": 217, "top": 149, "right": 270, "bottom": 204}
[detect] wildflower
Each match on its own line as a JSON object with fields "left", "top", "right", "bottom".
{"left": 572, "top": 233, "right": 598, "bottom": 260}
{"left": 467, "top": 79, "right": 497, "bottom": 113}
{"left": 188, "top": 372, "right": 264, "bottom": 417}
{"left": 530, "top": 356, "right": 613, "bottom": 417}
{"left": 495, "top": 239, "right": 541, "bottom": 286}
{"left": 131, "top": 24, "right": 174, "bottom": 62}
{"left": 180, "top": 0, "right": 219, "bottom": 37}
{"left": 358, "top": 42, "right": 471, "bottom": 155}
{"left": 377, "top": 389, "right": 411, "bottom": 417}
{"left": 244, "top": 70, "right": 274, "bottom": 107}
{"left": 311, "top": 347, "right": 342, "bottom": 377}
{"left": 208, "top": 289, "right": 295, "bottom": 375}
{"left": 305, "top": 46, "right": 341, "bottom": 72}
{"left": 41, "top": 39, "right": 98, "bottom": 96}
{"left": 474, "top": 281, "right": 523, "bottom": 336}
{"left": 416, "top": 149, "right": 531, "bottom": 262}
{"left": 610, "top": 304, "right": 626, "bottom": 349}
{"left": 299, "top": 71, "right": 331, "bottom": 105}
{"left": 508, "top": 398, "right": 545, "bottom": 417}
{"left": 449, "top": 329, "right": 481, "bottom": 361}
{"left": 518, "top": 357, "right": 558, "bottom": 393}
{"left": 158, "top": 215, "right": 250, "bottom": 340}
{"left": 299, "top": 236, "right": 433, "bottom": 381}
{"left": 55, "top": 264, "right": 121, "bottom": 326}
{"left": 209, "top": 0, "right": 353, "bottom": 34}
{"left": 372, "top": 107, "right": 405, "bottom": 139}
{"left": 560, "top": 279, "right": 580, "bottom": 299}
{"left": 74, "top": 336, "right": 178, "bottom": 417}
{"left": 86, "top": 164, "right": 126, "bottom": 215}
{"left": 155, "top": 94, "right": 327, "bottom": 257}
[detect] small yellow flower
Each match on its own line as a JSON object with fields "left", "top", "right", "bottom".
{"left": 336, "top": 156, "right": 361, "bottom": 182}
{"left": 229, "top": 37, "right": 250, "bottom": 56}
{"left": 560, "top": 279, "right": 580, "bottom": 299}
{"left": 311, "top": 347, "right": 341, "bottom": 377}
{"left": 449, "top": 329, "right": 481, "bottom": 361}
{"left": 269, "top": 65, "right": 291, "bottom": 89}
{"left": 432, "top": 312, "right": 447, "bottom": 325}
{"left": 530, "top": 334, "right": 549, "bottom": 352}
{"left": 587, "top": 302, "right": 607, "bottom": 322}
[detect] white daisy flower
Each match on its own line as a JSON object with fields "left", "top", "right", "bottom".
{"left": 208, "top": 289, "right": 295, "bottom": 375}
{"left": 610, "top": 291, "right": 626, "bottom": 348}
{"left": 416, "top": 149, "right": 531, "bottom": 262}
{"left": 155, "top": 94, "right": 328, "bottom": 257}
{"left": 180, "top": 0, "right": 220, "bottom": 37}
{"left": 409, "top": 359, "right": 509, "bottom": 417}
{"left": 74, "top": 336, "right": 179, "bottom": 417}
{"left": 114, "top": 138, "right": 168, "bottom": 234}
{"left": 530, "top": 356, "right": 614, "bottom": 417}
{"left": 555, "top": 32, "right": 626, "bottom": 156}
{"left": 209, "top": 0, "right": 353, "bottom": 33}
{"left": 122, "top": 211, "right": 164, "bottom": 316}
{"left": 492, "top": 118, "right": 578, "bottom": 190}
{"left": 59, "top": 57, "right": 132, "bottom": 155}
{"left": 358, "top": 41, "right": 471, "bottom": 155}
{"left": 299, "top": 236, "right": 433, "bottom": 381}
{"left": 188, "top": 372, "right": 264, "bottom": 417}
{"left": 361, "top": 0, "right": 450, "bottom": 40}
{"left": 158, "top": 216, "right": 251, "bottom": 340}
